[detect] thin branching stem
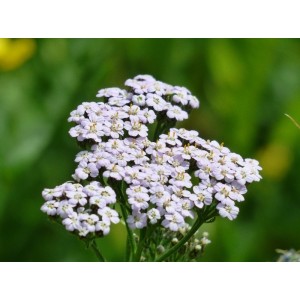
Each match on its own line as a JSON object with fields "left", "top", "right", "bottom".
{"left": 155, "top": 215, "right": 204, "bottom": 262}
{"left": 91, "top": 239, "right": 106, "bottom": 262}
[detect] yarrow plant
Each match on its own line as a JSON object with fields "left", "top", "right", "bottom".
{"left": 41, "top": 74, "right": 262, "bottom": 261}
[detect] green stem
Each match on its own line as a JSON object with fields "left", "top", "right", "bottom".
{"left": 91, "top": 240, "right": 106, "bottom": 262}
{"left": 125, "top": 235, "right": 131, "bottom": 261}
{"left": 155, "top": 215, "right": 204, "bottom": 262}
{"left": 120, "top": 203, "right": 136, "bottom": 260}
{"left": 134, "top": 228, "right": 147, "bottom": 261}
{"left": 114, "top": 180, "right": 136, "bottom": 261}
{"left": 153, "top": 121, "right": 163, "bottom": 141}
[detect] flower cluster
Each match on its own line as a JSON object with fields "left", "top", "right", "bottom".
{"left": 41, "top": 74, "right": 262, "bottom": 240}
{"left": 41, "top": 181, "right": 119, "bottom": 236}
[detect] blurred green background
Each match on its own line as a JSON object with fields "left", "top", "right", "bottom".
{"left": 1, "top": 39, "right": 300, "bottom": 262}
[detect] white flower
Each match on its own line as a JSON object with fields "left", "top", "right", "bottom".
{"left": 98, "top": 186, "right": 116, "bottom": 204}
{"left": 41, "top": 201, "right": 58, "bottom": 216}
{"left": 62, "top": 212, "right": 80, "bottom": 231}
{"left": 171, "top": 87, "right": 190, "bottom": 105}
{"left": 214, "top": 183, "right": 235, "bottom": 205}
{"left": 42, "top": 187, "right": 63, "bottom": 201}
{"left": 89, "top": 195, "right": 107, "bottom": 208}
{"left": 68, "top": 106, "right": 85, "bottom": 122}
{"left": 124, "top": 121, "right": 148, "bottom": 137}
{"left": 147, "top": 208, "right": 161, "bottom": 224}
{"left": 159, "top": 131, "right": 182, "bottom": 146}
{"left": 162, "top": 212, "right": 185, "bottom": 231}
{"left": 96, "top": 87, "right": 126, "bottom": 98}
{"left": 146, "top": 94, "right": 167, "bottom": 111}
{"left": 176, "top": 199, "right": 194, "bottom": 218}
{"left": 83, "top": 181, "right": 102, "bottom": 197}
{"left": 128, "top": 195, "right": 149, "bottom": 210}
{"left": 75, "top": 162, "right": 99, "bottom": 180}
{"left": 169, "top": 168, "right": 192, "bottom": 188}
{"left": 103, "top": 120, "right": 124, "bottom": 139}
{"left": 98, "top": 207, "right": 120, "bottom": 224}
{"left": 57, "top": 200, "right": 75, "bottom": 218}
{"left": 140, "top": 108, "right": 156, "bottom": 124}
{"left": 217, "top": 203, "right": 239, "bottom": 220}
{"left": 80, "top": 213, "right": 99, "bottom": 232}
{"left": 66, "top": 190, "right": 88, "bottom": 206}
{"left": 190, "top": 186, "right": 212, "bottom": 209}
{"left": 132, "top": 94, "right": 146, "bottom": 106}
{"left": 103, "top": 164, "right": 124, "bottom": 180}
{"left": 108, "top": 96, "right": 130, "bottom": 106}
{"left": 188, "top": 95, "right": 200, "bottom": 108}
{"left": 166, "top": 105, "right": 188, "bottom": 121}
{"left": 127, "top": 211, "right": 147, "bottom": 229}
{"left": 95, "top": 220, "right": 110, "bottom": 235}
{"left": 149, "top": 185, "right": 170, "bottom": 204}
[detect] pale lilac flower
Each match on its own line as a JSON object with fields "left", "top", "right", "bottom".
{"left": 98, "top": 207, "right": 120, "bottom": 224}
{"left": 126, "top": 185, "right": 149, "bottom": 198}
{"left": 214, "top": 183, "right": 235, "bottom": 205}
{"left": 230, "top": 181, "right": 247, "bottom": 202}
{"left": 124, "top": 166, "right": 145, "bottom": 185}
{"left": 188, "top": 95, "right": 200, "bottom": 108}
{"left": 42, "top": 188, "right": 62, "bottom": 201}
{"left": 66, "top": 190, "right": 87, "bottom": 206}
{"left": 96, "top": 87, "right": 126, "bottom": 98}
{"left": 132, "top": 94, "right": 146, "bottom": 106}
{"left": 89, "top": 195, "right": 107, "bottom": 208}
{"left": 159, "top": 131, "right": 182, "bottom": 146}
{"left": 124, "top": 121, "right": 148, "bottom": 137}
{"left": 127, "top": 211, "right": 147, "bottom": 229}
{"left": 162, "top": 212, "right": 185, "bottom": 231}
{"left": 190, "top": 186, "right": 212, "bottom": 208}
{"left": 171, "top": 87, "right": 190, "bottom": 105}
{"left": 83, "top": 181, "right": 102, "bottom": 197}
{"left": 217, "top": 203, "right": 239, "bottom": 220}
{"left": 169, "top": 167, "right": 192, "bottom": 188}
{"left": 147, "top": 208, "right": 161, "bottom": 224}
{"left": 98, "top": 186, "right": 116, "bottom": 204}
{"left": 95, "top": 220, "right": 110, "bottom": 235}
{"left": 177, "top": 199, "right": 194, "bottom": 218}
{"left": 108, "top": 96, "right": 130, "bottom": 106}
{"left": 80, "top": 213, "right": 99, "bottom": 232}
{"left": 149, "top": 185, "right": 171, "bottom": 204}
{"left": 62, "top": 212, "right": 80, "bottom": 231}
{"left": 69, "top": 125, "right": 88, "bottom": 142}
{"left": 68, "top": 105, "right": 85, "bottom": 122}
{"left": 78, "top": 226, "right": 90, "bottom": 237}
{"left": 103, "top": 120, "right": 124, "bottom": 139}
{"left": 166, "top": 105, "right": 188, "bottom": 121}
{"left": 146, "top": 94, "right": 167, "bottom": 111}
{"left": 128, "top": 195, "right": 149, "bottom": 210}
{"left": 57, "top": 200, "right": 75, "bottom": 218}
{"left": 103, "top": 164, "right": 124, "bottom": 180}
{"left": 41, "top": 201, "right": 58, "bottom": 216}
{"left": 142, "top": 108, "right": 156, "bottom": 123}
{"left": 75, "top": 162, "right": 99, "bottom": 180}
{"left": 156, "top": 198, "right": 177, "bottom": 214}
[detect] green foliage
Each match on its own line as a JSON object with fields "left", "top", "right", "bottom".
{"left": 1, "top": 39, "right": 300, "bottom": 261}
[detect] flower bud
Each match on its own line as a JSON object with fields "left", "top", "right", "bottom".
{"left": 157, "top": 245, "right": 165, "bottom": 254}
{"left": 195, "top": 245, "right": 202, "bottom": 251}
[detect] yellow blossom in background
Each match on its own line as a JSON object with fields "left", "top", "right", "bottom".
{"left": 0, "top": 38, "right": 36, "bottom": 71}
{"left": 257, "top": 143, "right": 292, "bottom": 181}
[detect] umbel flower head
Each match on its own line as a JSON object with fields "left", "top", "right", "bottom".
{"left": 42, "top": 74, "right": 262, "bottom": 240}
